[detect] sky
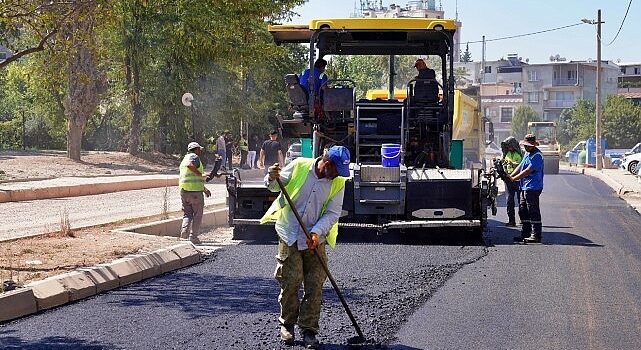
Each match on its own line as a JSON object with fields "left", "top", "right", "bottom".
{"left": 286, "top": 0, "right": 640, "bottom": 65}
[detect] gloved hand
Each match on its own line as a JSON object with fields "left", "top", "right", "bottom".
{"left": 205, "top": 174, "right": 213, "bottom": 182}
{"left": 204, "top": 188, "right": 211, "bottom": 198}
{"left": 268, "top": 163, "right": 281, "bottom": 181}
{"left": 307, "top": 233, "right": 319, "bottom": 251}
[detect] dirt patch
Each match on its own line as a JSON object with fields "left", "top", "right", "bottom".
{"left": 0, "top": 150, "right": 180, "bottom": 181}
{"left": 0, "top": 216, "right": 235, "bottom": 293}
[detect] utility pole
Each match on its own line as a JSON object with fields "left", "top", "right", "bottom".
{"left": 595, "top": 9, "right": 603, "bottom": 170}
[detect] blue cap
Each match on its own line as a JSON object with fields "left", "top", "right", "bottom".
{"left": 327, "top": 146, "right": 351, "bottom": 177}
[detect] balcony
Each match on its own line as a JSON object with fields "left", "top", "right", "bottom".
{"left": 544, "top": 99, "right": 575, "bottom": 109}
{"left": 552, "top": 78, "right": 582, "bottom": 86}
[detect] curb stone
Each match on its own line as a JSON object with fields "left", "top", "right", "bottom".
{"left": 0, "top": 243, "right": 201, "bottom": 323}
{"left": 0, "top": 288, "right": 38, "bottom": 323}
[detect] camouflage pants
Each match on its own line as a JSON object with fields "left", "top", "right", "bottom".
{"left": 274, "top": 239, "right": 327, "bottom": 334}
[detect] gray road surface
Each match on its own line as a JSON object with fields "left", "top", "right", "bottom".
{"left": 0, "top": 185, "right": 226, "bottom": 241}
{"left": 395, "top": 170, "right": 641, "bottom": 349}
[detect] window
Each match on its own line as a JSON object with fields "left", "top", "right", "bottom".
{"left": 567, "top": 70, "right": 577, "bottom": 80}
{"left": 621, "top": 67, "right": 626, "bottom": 74}
{"left": 500, "top": 107, "right": 513, "bottom": 123}
{"left": 0, "top": 52, "right": 6, "bottom": 60}
{"left": 528, "top": 70, "right": 538, "bottom": 81}
{"left": 635, "top": 67, "right": 641, "bottom": 75}
{"left": 528, "top": 92, "right": 539, "bottom": 103}
{"left": 484, "top": 66, "right": 492, "bottom": 73}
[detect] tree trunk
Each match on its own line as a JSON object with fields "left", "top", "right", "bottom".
{"left": 126, "top": 5, "right": 143, "bottom": 155}
{"left": 67, "top": 122, "right": 83, "bottom": 161}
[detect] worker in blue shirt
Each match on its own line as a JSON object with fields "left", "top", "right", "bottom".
{"left": 299, "top": 58, "right": 328, "bottom": 97}
{"left": 508, "top": 134, "right": 544, "bottom": 243}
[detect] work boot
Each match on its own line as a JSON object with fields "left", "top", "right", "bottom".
{"left": 279, "top": 325, "right": 295, "bottom": 345}
{"left": 188, "top": 235, "right": 202, "bottom": 245}
{"left": 302, "top": 330, "right": 320, "bottom": 349}
{"left": 505, "top": 221, "right": 517, "bottom": 227}
{"left": 524, "top": 233, "right": 541, "bottom": 244}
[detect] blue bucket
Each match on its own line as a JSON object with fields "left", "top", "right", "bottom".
{"left": 381, "top": 143, "right": 401, "bottom": 167}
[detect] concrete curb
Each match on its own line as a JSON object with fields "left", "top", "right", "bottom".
{"left": 113, "top": 208, "right": 229, "bottom": 238}
{"left": 0, "top": 244, "right": 201, "bottom": 324}
{"left": 562, "top": 165, "right": 641, "bottom": 215}
{"left": 0, "top": 177, "right": 178, "bottom": 203}
{"left": 563, "top": 165, "right": 626, "bottom": 194}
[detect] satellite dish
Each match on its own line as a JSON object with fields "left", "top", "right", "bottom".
{"left": 181, "top": 92, "right": 194, "bottom": 107}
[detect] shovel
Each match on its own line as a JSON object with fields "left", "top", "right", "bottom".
{"left": 275, "top": 177, "right": 366, "bottom": 344}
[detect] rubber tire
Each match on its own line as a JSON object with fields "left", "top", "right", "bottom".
{"left": 629, "top": 161, "right": 640, "bottom": 175}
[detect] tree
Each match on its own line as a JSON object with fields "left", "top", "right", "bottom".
{"left": 453, "top": 67, "right": 470, "bottom": 88}
{"left": 557, "top": 100, "right": 595, "bottom": 148}
{"left": 511, "top": 106, "right": 541, "bottom": 140}
{"left": 602, "top": 95, "right": 641, "bottom": 148}
{"left": 460, "top": 43, "right": 472, "bottom": 63}
{"left": 62, "top": 6, "right": 105, "bottom": 161}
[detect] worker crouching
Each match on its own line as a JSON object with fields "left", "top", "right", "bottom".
{"left": 260, "top": 146, "right": 350, "bottom": 348}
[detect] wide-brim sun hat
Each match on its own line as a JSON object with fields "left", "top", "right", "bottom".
{"left": 519, "top": 134, "right": 539, "bottom": 147}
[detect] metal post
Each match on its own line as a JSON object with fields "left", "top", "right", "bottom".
{"left": 388, "top": 54, "right": 395, "bottom": 100}
{"left": 21, "top": 110, "right": 26, "bottom": 150}
{"left": 190, "top": 106, "right": 196, "bottom": 141}
{"left": 595, "top": 9, "right": 603, "bottom": 170}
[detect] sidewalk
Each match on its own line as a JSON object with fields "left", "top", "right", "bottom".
{"left": 562, "top": 164, "right": 641, "bottom": 214}
{"left": 0, "top": 174, "right": 179, "bottom": 203}
{"left": 0, "top": 168, "right": 264, "bottom": 203}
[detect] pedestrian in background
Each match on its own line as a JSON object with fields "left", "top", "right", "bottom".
{"left": 224, "top": 130, "right": 233, "bottom": 170}
{"left": 259, "top": 130, "right": 284, "bottom": 175}
{"left": 179, "top": 142, "right": 211, "bottom": 244}
{"left": 247, "top": 134, "right": 260, "bottom": 169}
{"left": 501, "top": 136, "right": 523, "bottom": 227}
{"left": 216, "top": 131, "right": 227, "bottom": 171}
{"left": 261, "top": 146, "right": 351, "bottom": 348}
{"left": 509, "top": 134, "right": 544, "bottom": 243}
{"left": 239, "top": 134, "right": 249, "bottom": 169}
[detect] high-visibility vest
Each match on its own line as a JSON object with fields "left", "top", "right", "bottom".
{"left": 179, "top": 153, "right": 204, "bottom": 192}
{"left": 260, "top": 158, "right": 346, "bottom": 248}
{"left": 239, "top": 139, "right": 248, "bottom": 151}
{"left": 503, "top": 150, "right": 522, "bottom": 174}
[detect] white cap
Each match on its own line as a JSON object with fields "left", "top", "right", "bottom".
{"left": 187, "top": 142, "right": 203, "bottom": 151}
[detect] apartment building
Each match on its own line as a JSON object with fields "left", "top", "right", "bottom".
{"left": 619, "top": 62, "right": 641, "bottom": 87}
{"left": 455, "top": 54, "right": 527, "bottom": 143}
{"left": 521, "top": 61, "right": 620, "bottom": 121}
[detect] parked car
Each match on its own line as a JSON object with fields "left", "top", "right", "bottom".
{"left": 620, "top": 152, "right": 641, "bottom": 175}
{"left": 285, "top": 142, "right": 302, "bottom": 164}
{"left": 624, "top": 142, "right": 641, "bottom": 156}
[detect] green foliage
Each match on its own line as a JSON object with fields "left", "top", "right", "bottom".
{"left": 602, "top": 95, "right": 641, "bottom": 148}
{"left": 558, "top": 97, "right": 641, "bottom": 149}
{"left": 460, "top": 43, "right": 472, "bottom": 62}
{"left": 511, "top": 106, "right": 541, "bottom": 140}
{"left": 1, "top": 0, "right": 307, "bottom": 154}
{"left": 326, "top": 55, "right": 442, "bottom": 99}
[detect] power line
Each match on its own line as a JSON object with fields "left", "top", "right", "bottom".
{"left": 465, "top": 22, "right": 585, "bottom": 45}
{"left": 606, "top": 0, "right": 633, "bottom": 46}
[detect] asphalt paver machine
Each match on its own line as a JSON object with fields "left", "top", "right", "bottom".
{"left": 227, "top": 18, "right": 498, "bottom": 238}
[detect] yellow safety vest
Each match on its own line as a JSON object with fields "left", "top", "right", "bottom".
{"left": 260, "top": 158, "right": 346, "bottom": 248}
{"left": 179, "top": 153, "right": 205, "bottom": 192}
{"left": 503, "top": 150, "right": 522, "bottom": 174}
{"left": 239, "top": 139, "right": 248, "bottom": 151}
